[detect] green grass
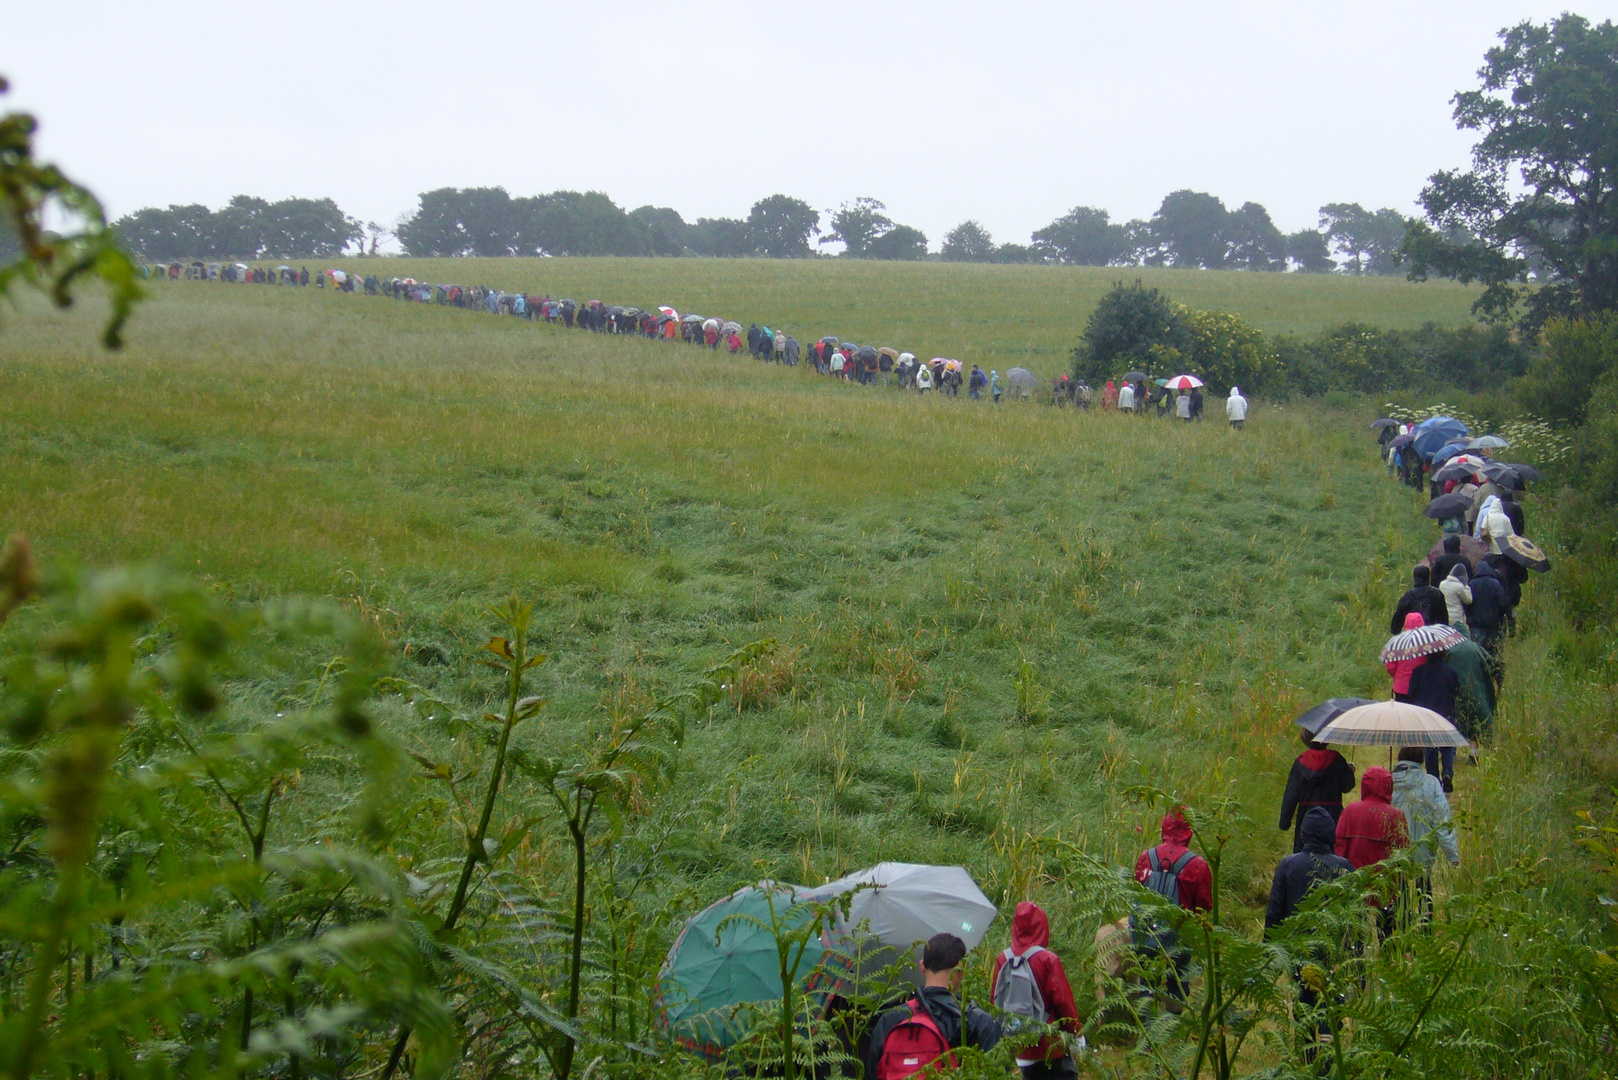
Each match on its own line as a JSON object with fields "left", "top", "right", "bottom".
{"left": 211, "top": 257, "right": 1482, "bottom": 375}
{"left": 1, "top": 280, "right": 1606, "bottom": 1042}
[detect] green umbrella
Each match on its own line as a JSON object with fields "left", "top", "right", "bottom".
{"left": 657, "top": 883, "right": 828, "bottom": 1057}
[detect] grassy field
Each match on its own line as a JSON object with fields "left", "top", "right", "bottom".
{"left": 200, "top": 258, "right": 1485, "bottom": 376}
{"left": 1, "top": 280, "right": 1604, "bottom": 1073}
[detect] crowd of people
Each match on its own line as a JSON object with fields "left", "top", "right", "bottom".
{"left": 149, "top": 262, "right": 1264, "bottom": 421}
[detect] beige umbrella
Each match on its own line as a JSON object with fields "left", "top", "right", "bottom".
{"left": 1316, "top": 701, "right": 1468, "bottom": 768}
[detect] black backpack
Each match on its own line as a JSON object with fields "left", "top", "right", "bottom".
{"left": 1132, "top": 848, "right": 1197, "bottom": 956}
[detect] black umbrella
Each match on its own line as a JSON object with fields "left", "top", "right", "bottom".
{"left": 1294, "top": 697, "right": 1378, "bottom": 737}
{"left": 1423, "top": 493, "right": 1473, "bottom": 519}
{"left": 1122, "top": 370, "right": 1148, "bottom": 383}
{"left": 1503, "top": 535, "right": 1551, "bottom": 573}
{"left": 1388, "top": 433, "right": 1416, "bottom": 451}
{"left": 1371, "top": 418, "right": 1400, "bottom": 430}
{"left": 1498, "top": 462, "right": 1542, "bottom": 482}
{"left": 1433, "top": 462, "right": 1479, "bottom": 485}
{"left": 1481, "top": 462, "right": 1527, "bottom": 490}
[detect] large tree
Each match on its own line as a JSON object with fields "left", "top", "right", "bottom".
{"left": 866, "top": 224, "right": 928, "bottom": 260}
{"left": 747, "top": 195, "right": 819, "bottom": 258}
{"left": 941, "top": 220, "right": 996, "bottom": 262}
{"left": 1031, "top": 205, "right": 1131, "bottom": 265}
{"left": 1149, "top": 190, "right": 1229, "bottom": 268}
{"left": 820, "top": 197, "right": 892, "bottom": 257}
{"left": 1320, "top": 203, "right": 1407, "bottom": 275}
{"left": 1402, "top": 14, "right": 1618, "bottom": 331}
{"left": 1070, "top": 279, "right": 1186, "bottom": 382}
{"left": 1286, "top": 228, "right": 1336, "bottom": 272}
{"left": 398, "top": 187, "right": 521, "bottom": 257}
{"left": 1225, "top": 201, "right": 1285, "bottom": 271}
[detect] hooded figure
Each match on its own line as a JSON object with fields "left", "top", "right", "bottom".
{"left": 1465, "top": 560, "right": 1508, "bottom": 644}
{"left": 1102, "top": 380, "right": 1118, "bottom": 409}
{"left": 1134, "top": 811, "right": 1212, "bottom": 912}
{"left": 1117, "top": 382, "right": 1136, "bottom": 411}
{"left": 1439, "top": 564, "right": 1473, "bottom": 630}
{"left": 915, "top": 363, "right": 933, "bottom": 392}
{"left": 1390, "top": 565, "right": 1447, "bottom": 634}
{"left": 990, "top": 370, "right": 1003, "bottom": 401}
{"left": 1279, "top": 734, "right": 1356, "bottom": 852}
{"left": 1226, "top": 386, "right": 1247, "bottom": 426}
{"left": 1390, "top": 754, "right": 1460, "bottom": 867}
{"left": 1265, "top": 807, "right": 1354, "bottom": 930}
{"left": 990, "top": 902, "right": 1081, "bottom": 1073}
{"left": 1386, "top": 612, "right": 1430, "bottom": 698}
{"left": 1334, "top": 767, "right": 1408, "bottom": 870}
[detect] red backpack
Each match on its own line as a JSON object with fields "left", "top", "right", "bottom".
{"left": 875, "top": 997, "right": 958, "bottom": 1079}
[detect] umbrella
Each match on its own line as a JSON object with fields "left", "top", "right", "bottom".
{"left": 1497, "top": 462, "right": 1542, "bottom": 482}
{"left": 682, "top": 313, "right": 704, "bottom": 323}
{"left": 1165, "top": 374, "right": 1203, "bottom": 390}
{"left": 1315, "top": 702, "right": 1469, "bottom": 748}
{"left": 1007, "top": 367, "right": 1037, "bottom": 394}
{"left": 721, "top": 321, "right": 742, "bottom": 335}
{"left": 1121, "top": 371, "right": 1148, "bottom": 383}
{"left": 1388, "top": 433, "right": 1416, "bottom": 451}
{"left": 656, "top": 882, "right": 828, "bottom": 1057}
{"left": 702, "top": 318, "right": 720, "bottom": 332}
{"left": 878, "top": 346, "right": 899, "bottom": 359}
{"left": 1481, "top": 462, "right": 1527, "bottom": 490}
{"left": 659, "top": 306, "right": 678, "bottom": 317}
{"left": 1430, "top": 441, "right": 1471, "bottom": 466}
{"left": 1411, "top": 416, "right": 1470, "bottom": 459}
{"left": 1381, "top": 623, "right": 1468, "bottom": 663}
{"left": 819, "top": 336, "right": 840, "bottom": 347}
{"left": 1425, "top": 533, "right": 1489, "bottom": 570}
{"left": 1432, "top": 462, "right": 1480, "bottom": 485}
{"left": 807, "top": 863, "right": 997, "bottom": 989}
{"left": 1467, "top": 435, "right": 1509, "bottom": 450}
{"left": 1502, "top": 535, "right": 1551, "bottom": 572}
{"left": 1293, "top": 697, "right": 1377, "bottom": 737}
{"left": 1371, "top": 418, "right": 1400, "bottom": 430}
{"left": 1423, "top": 493, "right": 1473, "bottom": 520}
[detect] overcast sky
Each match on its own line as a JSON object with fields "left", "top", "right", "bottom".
{"left": 9, "top": 1, "right": 1614, "bottom": 250}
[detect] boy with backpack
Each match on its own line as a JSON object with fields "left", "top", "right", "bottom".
{"left": 867, "top": 934, "right": 1001, "bottom": 1080}
{"left": 1131, "top": 810, "right": 1212, "bottom": 1004}
{"left": 991, "top": 902, "right": 1082, "bottom": 1078}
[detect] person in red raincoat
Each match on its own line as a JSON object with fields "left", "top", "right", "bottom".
{"left": 990, "top": 902, "right": 1082, "bottom": 1078}
{"left": 727, "top": 331, "right": 742, "bottom": 353}
{"left": 1335, "top": 767, "right": 1410, "bottom": 935}
{"left": 1134, "top": 810, "right": 1212, "bottom": 913}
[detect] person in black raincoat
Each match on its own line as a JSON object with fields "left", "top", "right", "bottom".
{"left": 1278, "top": 730, "right": 1356, "bottom": 853}
{"left": 1390, "top": 565, "right": 1447, "bottom": 633}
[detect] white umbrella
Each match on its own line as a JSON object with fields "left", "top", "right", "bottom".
{"left": 1315, "top": 701, "right": 1468, "bottom": 748}
{"left": 806, "top": 863, "right": 996, "bottom": 989}
{"left": 1381, "top": 623, "right": 1467, "bottom": 663}
{"left": 1165, "top": 374, "right": 1204, "bottom": 389}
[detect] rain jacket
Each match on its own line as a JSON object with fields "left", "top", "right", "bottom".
{"left": 1176, "top": 393, "right": 1192, "bottom": 418}
{"left": 990, "top": 371, "right": 1002, "bottom": 397}
{"left": 990, "top": 903, "right": 1080, "bottom": 1065}
{"left": 915, "top": 365, "right": 933, "bottom": 391}
{"left": 1390, "top": 761, "right": 1459, "bottom": 867}
{"left": 1439, "top": 566, "right": 1473, "bottom": 629}
{"left": 1386, "top": 612, "right": 1429, "bottom": 696}
{"left": 1118, "top": 384, "right": 1135, "bottom": 410}
{"left": 1406, "top": 654, "right": 1459, "bottom": 722}
{"left": 1134, "top": 811, "right": 1212, "bottom": 912}
{"left": 1334, "top": 768, "right": 1408, "bottom": 870}
{"left": 1226, "top": 388, "right": 1247, "bottom": 421}
{"left": 1466, "top": 560, "right": 1509, "bottom": 636}
{"left": 1447, "top": 638, "right": 1496, "bottom": 740}
{"left": 866, "top": 985, "right": 1001, "bottom": 1080}
{"left": 1265, "top": 808, "right": 1354, "bottom": 931}
{"left": 1278, "top": 747, "right": 1356, "bottom": 851}
{"left": 1390, "top": 568, "right": 1447, "bottom": 634}
{"left": 1480, "top": 504, "right": 1515, "bottom": 554}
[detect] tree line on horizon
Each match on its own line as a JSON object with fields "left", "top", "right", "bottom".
{"left": 106, "top": 187, "right": 1412, "bottom": 274}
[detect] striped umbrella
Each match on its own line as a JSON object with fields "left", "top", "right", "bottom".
{"left": 1380, "top": 623, "right": 1467, "bottom": 663}
{"left": 1316, "top": 701, "right": 1469, "bottom": 748}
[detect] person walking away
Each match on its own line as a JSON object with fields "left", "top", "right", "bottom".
{"left": 1390, "top": 566, "right": 1446, "bottom": 633}
{"left": 1390, "top": 747, "right": 1460, "bottom": 919}
{"left": 1226, "top": 386, "right": 1247, "bottom": 429}
{"left": 1429, "top": 536, "right": 1469, "bottom": 596}
{"left": 747, "top": 323, "right": 761, "bottom": 356}
{"left": 1406, "top": 649, "right": 1461, "bottom": 791}
{"left": 991, "top": 902, "right": 1082, "bottom": 1078}
{"left": 1264, "top": 807, "right": 1354, "bottom": 1062}
{"left": 879, "top": 349, "right": 893, "bottom": 385}
{"left": 783, "top": 335, "right": 799, "bottom": 366}
{"left": 1151, "top": 383, "right": 1168, "bottom": 417}
{"left": 1278, "top": 730, "right": 1356, "bottom": 853}
{"left": 915, "top": 362, "right": 933, "bottom": 394}
{"left": 991, "top": 370, "right": 1003, "bottom": 403}
{"left": 704, "top": 324, "right": 719, "bottom": 348}
{"left": 727, "top": 330, "right": 743, "bottom": 354}
{"left": 1446, "top": 636, "right": 1497, "bottom": 748}
{"left": 1102, "top": 380, "right": 1117, "bottom": 410}
{"left": 969, "top": 364, "right": 987, "bottom": 400}
{"left": 1078, "top": 381, "right": 1092, "bottom": 409}
{"left": 1117, "top": 381, "right": 1135, "bottom": 412}
{"left": 1126, "top": 809, "right": 1211, "bottom": 1007}
{"left": 1479, "top": 498, "right": 1516, "bottom": 555}
{"left": 1439, "top": 564, "right": 1472, "bottom": 634}
{"left": 1334, "top": 767, "right": 1409, "bottom": 936}
{"left": 1465, "top": 560, "right": 1508, "bottom": 656}
{"left": 1386, "top": 612, "right": 1429, "bottom": 701}
{"left": 830, "top": 348, "right": 846, "bottom": 378}
{"left": 867, "top": 934, "right": 1001, "bottom": 1080}
{"left": 1176, "top": 390, "right": 1192, "bottom": 421}
{"left": 1189, "top": 386, "right": 1204, "bottom": 420}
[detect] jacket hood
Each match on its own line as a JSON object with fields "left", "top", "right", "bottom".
{"left": 1160, "top": 809, "right": 1193, "bottom": 845}
{"left": 1361, "top": 766, "right": 1393, "bottom": 802}
{"left": 1298, "top": 747, "right": 1338, "bottom": 772}
{"left": 1010, "top": 901, "right": 1051, "bottom": 952}
{"left": 1403, "top": 612, "right": 1427, "bottom": 631}
{"left": 1447, "top": 564, "right": 1470, "bottom": 583}
{"left": 1412, "top": 566, "right": 1430, "bottom": 586}
{"left": 1471, "top": 560, "right": 1497, "bottom": 580}
{"left": 1230, "top": 387, "right": 1241, "bottom": 396}
{"left": 1300, "top": 806, "right": 1337, "bottom": 853}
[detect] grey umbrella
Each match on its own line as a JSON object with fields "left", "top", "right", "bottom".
{"left": 1466, "top": 435, "right": 1510, "bottom": 450}
{"left": 807, "top": 863, "right": 997, "bottom": 988}
{"left": 1007, "top": 367, "right": 1038, "bottom": 397}
{"left": 1371, "top": 418, "right": 1400, "bottom": 430}
{"left": 1498, "top": 462, "right": 1542, "bottom": 482}
{"left": 1121, "top": 370, "right": 1148, "bottom": 383}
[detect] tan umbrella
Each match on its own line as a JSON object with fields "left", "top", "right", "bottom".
{"left": 1316, "top": 701, "right": 1469, "bottom": 748}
